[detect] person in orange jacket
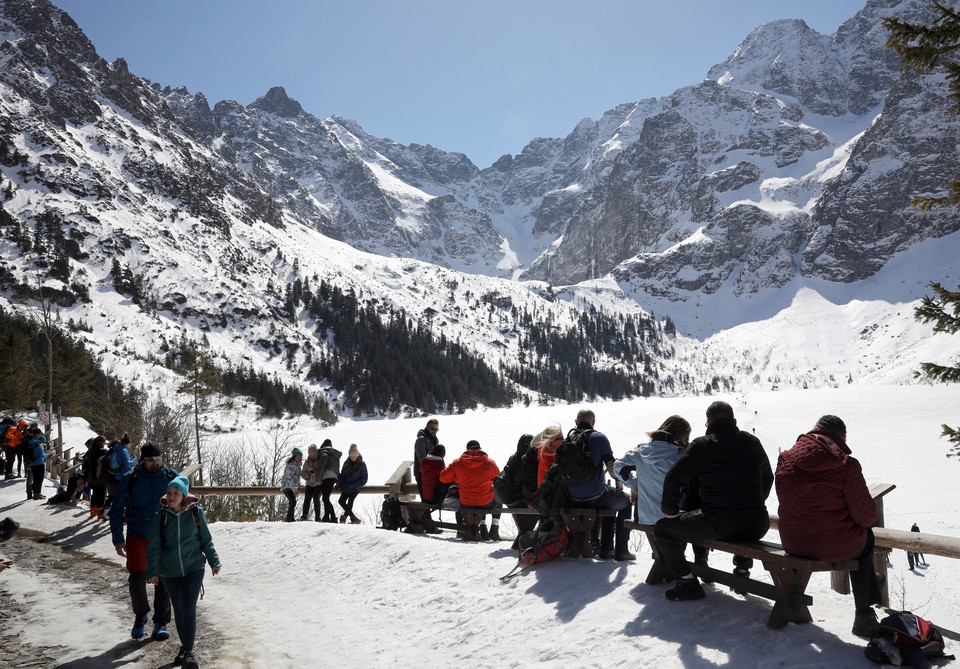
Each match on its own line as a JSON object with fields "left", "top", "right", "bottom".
{"left": 439, "top": 440, "right": 501, "bottom": 540}
{"left": 3, "top": 421, "right": 28, "bottom": 479}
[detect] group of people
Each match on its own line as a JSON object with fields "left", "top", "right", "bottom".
{"left": 409, "top": 401, "right": 887, "bottom": 638}
{"left": 1, "top": 418, "right": 52, "bottom": 501}
{"left": 280, "top": 440, "right": 369, "bottom": 523}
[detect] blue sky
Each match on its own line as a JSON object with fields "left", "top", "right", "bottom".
{"left": 53, "top": 0, "right": 870, "bottom": 168}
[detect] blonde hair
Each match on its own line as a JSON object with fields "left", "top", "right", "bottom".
{"left": 534, "top": 424, "right": 563, "bottom": 454}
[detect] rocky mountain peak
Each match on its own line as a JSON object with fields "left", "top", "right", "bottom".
{"left": 247, "top": 85, "right": 304, "bottom": 118}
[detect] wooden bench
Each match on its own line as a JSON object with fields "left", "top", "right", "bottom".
{"left": 626, "top": 521, "right": 859, "bottom": 630}
{"left": 399, "top": 500, "right": 540, "bottom": 539}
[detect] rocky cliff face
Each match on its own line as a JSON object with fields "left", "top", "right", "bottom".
{"left": 1, "top": 0, "right": 957, "bottom": 320}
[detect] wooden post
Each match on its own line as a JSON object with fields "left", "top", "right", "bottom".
{"left": 386, "top": 461, "right": 413, "bottom": 499}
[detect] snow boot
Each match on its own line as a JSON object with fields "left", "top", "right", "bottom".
{"left": 488, "top": 525, "right": 500, "bottom": 541}
{"left": 181, "top": 651, "right": 199, "bottom": 669}
{"left": 152, "top": 623, "right": 170, "bottom": 641}
{"left": 174, "top": 646, "right": 187, "bottom": 666}
{"left": 131, "top": 613, "right": 148, "bottom": 639}
{"left": 665, "top": 577, "right": 706, "bottom": 601}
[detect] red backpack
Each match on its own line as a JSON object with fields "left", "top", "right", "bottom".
{"left": 500, "top": 527, "right": 570, "bottom": 581}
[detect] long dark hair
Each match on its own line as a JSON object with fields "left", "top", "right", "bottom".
{"left": 648, "top": 415, "right": 692, "bottom": 448}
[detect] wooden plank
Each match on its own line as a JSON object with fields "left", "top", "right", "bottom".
{"left": 191, "top": 484, "right": 418, "bottom": 496}
{"left": 873, "top": 527, "right": 960, "bottom": 559}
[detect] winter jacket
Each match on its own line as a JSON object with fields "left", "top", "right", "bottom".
{"left": 26, "top": 435, "right": 47, "bottom": 467}
{"left": 145, "top": 494, "right": 221, "bottom": 580}
{"left": 566, "top": 429, "right": 613, "bottom": 501}
{"left": 499, "top": 436, "right": 533, "bottom": 505}
{"left": 301, "top": 455, "right": 323, "bottom": 486}
{"left": 419, "top": 454, "right": 445, "bottom": 503}
{"left": 439, "top": 449, "right": 499, "bottom": 506}
{"left": 662, "top": 418, "right": 773, "bottom": 520}
{"left": 316, "top": 446, "right": 342, "bottom": 482}
{"left": 520, "top": 446, "right": 540, "bottom": 504}
{"left": 83, "top": 443, "right": 107, "bottom": 483}
{"left": 413, "top": 429, "right": 437, "bottom": 466}
{"left": 107, "top": 443, "right": 134, "bottom": 479}
{"left": 339, "top": 457, "right": 368, "bottom": 493}
{"left": 280, "top": 459, "right": 302, "bottom": 492}
{"left": 615, "top": 432, "right": 685, "bottom": 524}
{"left": 537, "top": 446, "right": 557, "bottom": 487}
{"left": 109, "top": 462, "right": 179, "bottom": 545}
{"left": 776, "top": 430, "right": 877, "bottom": 562}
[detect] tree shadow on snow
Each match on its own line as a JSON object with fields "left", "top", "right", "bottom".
{"left": 621, "top": 581, "right": 866, "bottom": 667}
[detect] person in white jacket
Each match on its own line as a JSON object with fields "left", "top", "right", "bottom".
{"left": 280, "top": 449, "right": 303, "bottom": 522}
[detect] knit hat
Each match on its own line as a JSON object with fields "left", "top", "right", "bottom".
{"left": 320, "top": 438, "right": 332, "bottom": 449}
{"left": 0, "top": 517, "right": 19, "bottom": 541}
{"left": 348, "top": 444, "right": 360, "bottom": 458}
{"left": 292, "top": 448, "right": 303, "bottom": 458}
{"left": 308, "top": 443, "right": 318, "bottom": 455}
{"left": 466, "top": 440, "right": 481, "bottom": 450}
{"left": 140, "top": 442, "right": 162, "bottom": 459}
{"left": 167, "top": 475, "right": 190, "bottom": 498}
{"left": 814, "top": 415, "right": 846, "bottom": 436}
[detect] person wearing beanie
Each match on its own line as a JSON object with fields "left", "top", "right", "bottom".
{"left": 24, "top": 426, "right": 49, "bottom": 501}
{"left": 338, "top": 444, "right": 368, "bottom": 524}
{"left": 299, "top": 444, "right": 323, "bottom": 522}
{"left": 439, "top": 440, "right": 502, "bottom": 541}
{"left": 109, "top": 441, "right": 178, "bottom": 642}
{"left": 776, "top": 414, "right": 882, "bottom": 637}
{"left": 280, "top": 449, "right": 303, "bottom": 523}
{"left": 102, "top": 433, "right": 135, "bottom": 513}
{"left": 147, "top": 475, "right": 221, "bottom": 669}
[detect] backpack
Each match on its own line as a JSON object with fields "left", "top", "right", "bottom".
{"left": 865, "top": 610, "right": 954, "bottom": 665}
{"left": 378, "top": 496, "right": 406, "bottom": 531}
{"left": 126, "top": 464, "right": 177, "bottom": 498}
{"left": 553, "top": 427, "right": 597, "bottom": 488}
{"left": 493, "top": 466, "right": 519, "bottom": 506}
{"left": 97, "top": 446, "right": 123, "bottom": 482}
{"left": 500, "top": 526, "right": 570, "bottom": 581}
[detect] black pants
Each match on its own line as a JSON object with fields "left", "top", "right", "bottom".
{"left": 302, "top": 485, "right": 322, "bottom": 520}
{"left": 3, "top": 447, "right": 15, "bottom": 475}
{"left": 338, "top": 492, "right": 359, "bottom": 520}
{"left": 129, "top": 571, "right": 171, "bottom": 625}
{"left": 90, "top": 482, "right": 107, "bottom": 508}
{"left": 283, "top": 489, "right": 297, "bottom": 522}
{"left": 320, "top": 478, "right": 337, "bottom": 521}
{"left": 28, "top": 464, "right": 44, "bottom": 498}
{"left": 654, "top": 509, "right": 769, "bottom": 578}
{"left": 850, "top": 529, "right": 883, "bottom": 612}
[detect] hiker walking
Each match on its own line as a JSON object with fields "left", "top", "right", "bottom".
{"left": 109, "top": 442, "right": 177, "bottom": 641}
{"left": 146, "top": 475, "right": 221, "bottom": 669}
{"left": 911, "top": 523, "right": 927, "bottom": 565}
{"left": 82, "top": 435, "right": 108, "bottom": 519}
{"left": 338, "top": 444, "right": 368, "bottom": 523}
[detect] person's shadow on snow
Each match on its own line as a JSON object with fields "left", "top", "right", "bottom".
{"left": 621, "top": 580, "right": 865, "bottom": 668}
{"left": 52, "top": 638, "right": 172, "bottom": 668}
{"left": 523, "top": 558, "right": 631, "bottom": 623}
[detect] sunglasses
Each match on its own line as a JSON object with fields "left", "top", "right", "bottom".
{"left": 142, "top": 456, "right": 163, "bottom": 462}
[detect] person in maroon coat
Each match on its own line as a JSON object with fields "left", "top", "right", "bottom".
{"left": 776, "top": 415, "right": 882, "bottom": 637}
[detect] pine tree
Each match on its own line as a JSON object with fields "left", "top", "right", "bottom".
{"left": 913, "top": 282, "right": 960, "bottom": 456}
{"left": 884, "top": 1, "right": 960, "bottom": 209}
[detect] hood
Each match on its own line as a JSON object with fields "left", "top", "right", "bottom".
{"left": 636, "top": 438, "right": 684, "bottom": 463}
{"left": 458, "top": 449, "right": 491, "bottom": 468}
{"left": 781, "top": 432, "right": 849, "bottom": 474}
{"left": 320, "top": 446, "right": 342, "bottom": 459}
{"left": 424, "top": 454, "right": 444, "bottom": 463}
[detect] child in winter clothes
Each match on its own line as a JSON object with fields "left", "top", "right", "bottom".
{"left": 147, "top": 476, "right": 221, "bottom": 669}
{"left": 338, "top": 444, "right": 368, "bottom": 523}
{"left": 299, "top": 444, "right": 322, "bottom": 521}
{"left": 280, "top": 449, "right": 303, "bottom": 522}
{"left": 315, "top": 440, "right": 342, "bottom": 522}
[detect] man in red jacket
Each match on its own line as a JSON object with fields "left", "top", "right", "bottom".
{"left": 776, "top": 415, "right": 882, "bottom": 637}
{"left": 439, "top": 440, "right": 501, "bottom": 540}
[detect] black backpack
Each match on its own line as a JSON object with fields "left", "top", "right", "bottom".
{"left": 553, "top": 427, "right": 597, "bottom": 488}
{"left": 379, "top": 496, "right": 406, "bottom": 531}
{"left": 493, "top": 451, "right": 525, "bottom": 506}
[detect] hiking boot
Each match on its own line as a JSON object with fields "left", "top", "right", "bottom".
{"left": 181, "top": 651, "right": 199, "bottom": 669}
{"left": 599, "top": 549, "right": 616, "bottom": 560}
{"left": 615, "top": 551, "right": 636, "bottom": 561}
{"left": 479, "top": 525, "right": 489, "bottom": 540}
{"left": 853, "top": 608, "right": 880, "bottom": 637}
{"left": 350, "top": 516, "right": 362, "bottom": 524}
{"left": 33, "top": 493, "right": 46, "bottom": 500}
{"left": 174, "top": 646, "right": 187, "bottom": 666}
{"left": 488, "top": 525, "right": 500, "bottom": 541}
{"left": 340, "top": 514, "right": 347, "bottom": 524}
{"left": 152, "top": 623, "right": 169, "bottom": 641}
{"left": 665, "top": 577, "right": 706, "bottom": 601}
{"left": 131, "top": 613, "right": 148, "bottom": 639}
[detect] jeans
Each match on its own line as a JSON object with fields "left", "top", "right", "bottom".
{"left": 571, "top": 487, "right": 631, "bottom": 553}
{"left": 654, "top": 508, "right": 769, "bottom": 578}
{"left": 161, "top": 569, "right": 205, "bottom": 652}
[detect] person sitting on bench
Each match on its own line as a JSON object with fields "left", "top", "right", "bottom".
{"left": 776, "top": 414, "right": 882, "bottom": 637}
{"left": 655, "top": 401, "right": 773, "bottom": 601}
{"left": 439, "top": 440, "right": 501, "bottom": 540}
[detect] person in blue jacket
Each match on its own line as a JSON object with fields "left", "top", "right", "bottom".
{"left": 338, "top": 444, "right": 368, "bottom": 523}
{"left": 109, "top": 442, "right": 178, "bottom": 641}
{"left": 615, "top": 415, "right": 692, "bottom": 524}
{"left": 147, "top": 475, "right": 220, "bottom": 669}
{"left": 25, "top": 426, "right": 48, "bottom": 500}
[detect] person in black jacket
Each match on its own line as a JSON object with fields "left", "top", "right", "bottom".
{"left": 654, "top": 401, "right": 773, "bottom": 601}
{"left": 497, "top": 434, "right": 537, "bottom": 543}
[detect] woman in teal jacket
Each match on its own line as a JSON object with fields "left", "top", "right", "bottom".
{"left": 147, "top": 476, "right": 221, "bottom": 669}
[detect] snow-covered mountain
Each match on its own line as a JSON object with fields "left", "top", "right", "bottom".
{"left": 0, "top": 0, "right": 958, "bottom": 416}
